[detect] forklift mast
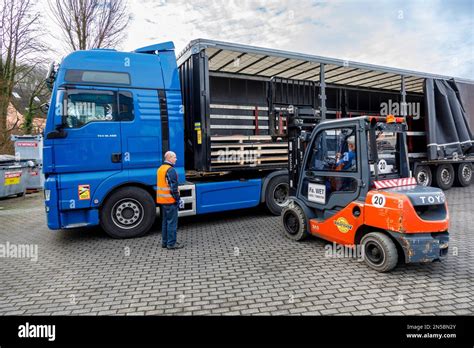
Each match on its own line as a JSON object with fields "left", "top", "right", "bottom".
{"left": 268, "top": 77, "right": 322, "bottom": 195}
{"left": 287, "top": 107, "right": 321, "bottom": 195}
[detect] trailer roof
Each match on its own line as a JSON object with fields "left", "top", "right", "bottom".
{"left": 177, "top": 38, "right": 474, "bottom": 94}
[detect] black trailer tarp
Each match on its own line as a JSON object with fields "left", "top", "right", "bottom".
{"left": 457, "top": 81, "right": 474, "bottom": 129}
{"left": 424, "top": 79, "right": 474, "bottom": 160}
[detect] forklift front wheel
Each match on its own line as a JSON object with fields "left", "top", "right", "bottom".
{"left": 361, "top": 232, "right": 398, "bottom": 272}
{"left": 281, "top": 204, "right": 308, "bottom": 241}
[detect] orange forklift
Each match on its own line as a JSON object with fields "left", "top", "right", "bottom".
{"left": 281, "top": 112, "right": 449, "bottom": 272}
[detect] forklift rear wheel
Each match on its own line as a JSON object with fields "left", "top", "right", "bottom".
{"left": 281, "top": 203, "right": 308, "bottom": 241}
{"left": 361, "top": 232, "right": 398, "bottom": 272}
{"left": 433, "top": 164, "right": 455, "bottom": 190}
{"left": 454, "top": 163, "right": 472, "bottom": 187}
{"left": 266, "top": 175, "right": 289, "bottom": 215}
{"left": 414, "top": 165, "right": 432, "bottom": 186}
{"left": 100, "top": 187, "right": 156, "bottom": 239}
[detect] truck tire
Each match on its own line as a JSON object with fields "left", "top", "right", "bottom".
{"left": 433, "top": 164, "right": 455, "bottom": 190}
{"left": 100, "top": 187, "right": 156, "bottom": 239}
{"left": 454, "top": 162, "right": 472, "bottom": 187}
{"left": 281, "top": 203, "right": 308, "bottom": 241}
{"left": 414, "top": 165, "right": 432, "bottom": 186}
{"left": 265, "top": 175, "right": 289, "bottom": 215}
{"left": 361, "top": 232, "right": 398, "bottom": 272}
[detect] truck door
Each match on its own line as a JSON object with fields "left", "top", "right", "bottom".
{"left": 118, "top": 88, "right": 163, "bottom": 175}
{"left": 298, "top": 122, "right": 362, "bottom": 218}
{"left": 52, "top": 87, "right": 122, "bottom": 174}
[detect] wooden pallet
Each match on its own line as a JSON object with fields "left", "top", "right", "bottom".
{"left": 210, "top": 135, "right": 288, "bottom": 168}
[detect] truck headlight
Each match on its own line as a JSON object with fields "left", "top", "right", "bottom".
{"left": 44, "top": 189, "right": 51, "bottom": 201}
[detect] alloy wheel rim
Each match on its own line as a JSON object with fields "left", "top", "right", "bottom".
{"left": 273, "top": 183, "right": 289, "bottom": 207}
{"left": 111, "top": 198, "right": 144, "bottom": 229}
{"left": 417, "top": 171, "right": 428, "bottom": 185}
{"left": 462, "top": 165, "right": 472, "bottom": 182}
{"left": 441, "top": 168, "right": 451, "bottom": 184}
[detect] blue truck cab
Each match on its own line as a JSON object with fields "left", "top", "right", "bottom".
{"left": 43, "top": 42, "right": 279, "bottom": 238}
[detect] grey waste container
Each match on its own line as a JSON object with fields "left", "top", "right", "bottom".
{"left": 10, "top": 135, "right": 44, "bottom": 190}
{"left": 23, "top": 163, "right": 43, "bottom": 190}
{"left": 0, "top": 160, "right": 28, "bottom": 198}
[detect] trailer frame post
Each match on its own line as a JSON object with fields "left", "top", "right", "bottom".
{"left": 401, "top": 75, "right": 407, "bottom": 117}
{"left": 319, "top": 64, "right": 327, "bottom": 121}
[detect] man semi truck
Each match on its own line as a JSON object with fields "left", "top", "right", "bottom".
{"left": 43, "top": 39, "right": 474, "bottom": 238}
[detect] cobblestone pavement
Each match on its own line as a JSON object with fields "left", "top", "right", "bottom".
{"left": 0, "top": 186, "right": 472, "bottom": 316}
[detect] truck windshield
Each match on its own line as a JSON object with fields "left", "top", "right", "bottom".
{"left": 369, "top": 124, "right": 403, "bottom": 177}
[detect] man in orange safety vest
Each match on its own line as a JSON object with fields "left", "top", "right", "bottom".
{"left": 157, "top": 151, "right": 184, "bottom": 249}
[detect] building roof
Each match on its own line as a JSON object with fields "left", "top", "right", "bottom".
{"left": 7, "top": 103, "right": 45, "bottom": 134}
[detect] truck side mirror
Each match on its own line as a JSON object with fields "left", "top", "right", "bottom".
{"left": 40, "top": 103, "right": 49, "bottom": 114}
{"left": 46, "top": 126, "right": 68, "bottom": 139}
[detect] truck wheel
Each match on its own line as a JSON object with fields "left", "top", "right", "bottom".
{"left": 100, "top": 187, "right": 156, "bottom": 239}
{"left": 265, "top": 175, "right": 289, "bottom": 215}
{"left": 361, "top": 232, "right": 398, "bottom": 272}
{"left": 281, "top": 203, "right": 308, "bottom": 241}
{"left": 414, "top": 165, "right": 431, "bottom": 186}
{"left": 433, "top": 164, "right": 455, "bottom": 190}
{"left": 454, "top": 163, "right": 472, "bottom": 187}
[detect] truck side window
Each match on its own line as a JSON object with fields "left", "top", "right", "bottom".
{"left": 308, "top": 127, "right": 357, "bottom": 172}
{"left": 64, "top": 90, "right": 117, "bottom": 128}
{"left": 118, "top": 91, "right": 134, "bottom": 121}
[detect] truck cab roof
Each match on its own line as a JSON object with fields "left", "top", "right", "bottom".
{"left": 57, "top": 43, "right": 180, "bottom": 91}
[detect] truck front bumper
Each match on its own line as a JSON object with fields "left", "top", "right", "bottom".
{"left": 44, "top": 176, "right": 99, "bottom": 230}
{"left": 388, "top": 231, "right": 449, "bottom": 263}
{"left": 44, "top": 177, "right": 61, "bottom": 230}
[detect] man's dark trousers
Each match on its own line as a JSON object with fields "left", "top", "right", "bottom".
{"left": 161, "top": 203, "right": 178, "bottom": 247}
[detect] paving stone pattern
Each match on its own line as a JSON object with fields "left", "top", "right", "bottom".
{"left": 0, "top": 187, "right": 472, "bottom": 315}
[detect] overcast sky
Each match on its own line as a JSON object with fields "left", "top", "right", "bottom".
{"left": 47, "top": 0, "right": 474, "bottom": 79}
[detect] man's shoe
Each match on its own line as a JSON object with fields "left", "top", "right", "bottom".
{"left": 167, "top": 242, "right": 185, "bottom": 250}
{"left": 162, "top": 244, "right": 167, "bottom": 249}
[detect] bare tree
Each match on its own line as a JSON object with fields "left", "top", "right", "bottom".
{"left": 49, "top": 0, "right": 130, "bottom": 51}
{"left": 0, "top": 0, "right": 46, "bottom": 153}
{"left": 13, "top": 64, "right": 50, "bottom": 134}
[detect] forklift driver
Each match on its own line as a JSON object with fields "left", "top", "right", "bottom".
{"left": 335, "top": 136, "right": 356, "bottom": 172}
{"left": 330, "top": 135, "right": 356, "bottom": 192}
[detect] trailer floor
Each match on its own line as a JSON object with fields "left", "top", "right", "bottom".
{"left": 0, "top": 187, "right": 472, "bottom": 316}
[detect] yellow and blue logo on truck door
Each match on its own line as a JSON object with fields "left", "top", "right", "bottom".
{"left": 78, "top": 185, "right": 91, "bottom": 200}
